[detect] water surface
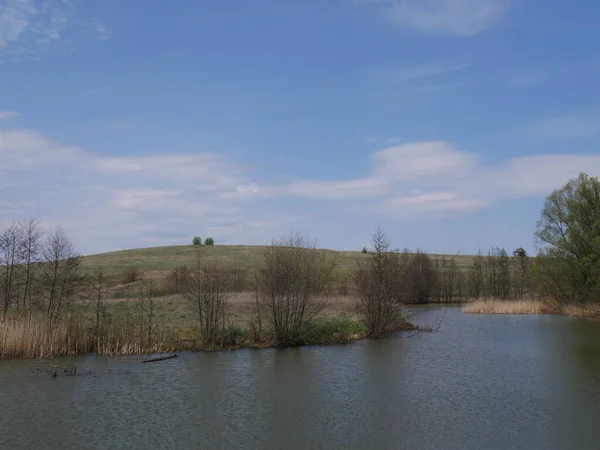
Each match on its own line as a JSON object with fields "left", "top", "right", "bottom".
{"left": 2, "top": 307, "right": 600, "bottom": 449}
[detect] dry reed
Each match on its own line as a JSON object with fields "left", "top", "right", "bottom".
{"left": 0, "top": 317, "right": 92, "bottom": 359}
{"left": 463, "top": 298, "right": 600, "bottom": 317}
{"left": 462, "top": 299, "right": 549, "bottom": 315}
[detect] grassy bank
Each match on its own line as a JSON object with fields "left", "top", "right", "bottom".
{"left": 0, "top": 294, "right": 418, "bottom": 360}
{"left": 462, "top": 299, "right": 600, "bottom": 317}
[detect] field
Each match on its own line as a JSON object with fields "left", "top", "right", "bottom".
{"left": 81, "top": 244, "right": 476, "bottom": 279}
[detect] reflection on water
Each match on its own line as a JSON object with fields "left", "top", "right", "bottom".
{"left": 1, "top": 307, "right": 600, "bottom": 449}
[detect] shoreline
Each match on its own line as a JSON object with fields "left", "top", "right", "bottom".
{"left": 0, "top": 313, "right": 426, "bottom": 361}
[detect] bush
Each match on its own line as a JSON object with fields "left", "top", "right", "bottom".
{"left": 192, "top": 236, "right": 202, "bottom": 245}
{"left": 204, "top": 237, "right": 214, "bottom": 246}
{"left": 354, "top": 227, "right": 411, "bottom": 338}
{"left": 256, "top": 231, "right": 336, "bottom": 347}
{"left": 361, "top": 247, "right": 368, "bottom": 253}
{"left": 124, "top": 267, "right": 139, "bottom": 284}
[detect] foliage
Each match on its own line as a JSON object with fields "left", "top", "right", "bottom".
{"left": 204, "top": 237, "right": 214, "bottom": 246}
{"left": 535, "top": 173, "right": 600, "bottom": 304}
{"left": 192, "top": 236, "right": 202, "bottom": 246}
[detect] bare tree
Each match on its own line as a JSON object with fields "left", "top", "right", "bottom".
{"left": 17, "top": 218, "right": 43, "bottom": 313}
{"left": 136, "top": 279, "right": 157, "bottom": 348}
{"left": 512, "top": 248, "right": 530, "bottom": 298}
{"left": 440, "top": 257, "right": 459, "bottom": 303}
{"left": 39, "top": 227, "right": 82, "bottom": 323}
{"left": 90, "top": 267, "right": 108, "bottom": 351}
{"left": 406, "top": 249, "right": 435, "bottom": 304}
{"left": 354, "top": 227, "right": 409, "bottom": 339}
{"left": 0, "top": 222, "right": 22, "bottom": 318}
{"left": 257, "top": 231, "right": 334, "bottom": 347}
{"left": 183, "top": 258, "right": 230, "bottom": 347}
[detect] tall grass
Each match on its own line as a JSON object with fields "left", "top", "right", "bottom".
{"left": 462, "top": 298, "right": 600, "bottom": 317}
{"left": 462, "top": 299, "right": 549, "bottom": 315}
{"left": 0, "top": 317, "right": 92, "bottom": 359}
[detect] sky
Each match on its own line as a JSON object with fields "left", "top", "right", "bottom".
{"left": 1, "top": 0, "right": 600, "bottom": 256}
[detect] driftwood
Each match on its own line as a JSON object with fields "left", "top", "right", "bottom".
{"left": 142, "top": 354, "right": 178, "bottom": 363}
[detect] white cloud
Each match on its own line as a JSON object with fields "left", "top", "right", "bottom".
{"left": 0, "top": 0, "right": 108, "bottom": 58}
{"left": 250, "top": 141, "right": 600, "bottom": 220}
{"left": 0, "top": 110, "right": 19, "bottom": 120}
{"left": 2, "top": 126, "right": 600, "bottom": 253}
{"left": 95, "top": 23, "right": 112, "bottom": 40}
{"left": 377, "top": 64, "right": 467, "bottom": 83}
{"left": 362, "top": 0, "right": 511, "bottom": 36}
{"left": 529, "top": 113, "right": 600, "bottom": 138}
{"left": 0, "top": 0, "right": 35, "bottom": 47}
{"left": 0, "top": 127, "right": 287, "bottom": 253}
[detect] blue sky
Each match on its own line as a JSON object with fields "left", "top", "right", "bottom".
{"left": 1, "top": 0, "right": 600, "bottom": 255}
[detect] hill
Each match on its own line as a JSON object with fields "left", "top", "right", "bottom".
{"left": 81, "top": 244, "right": 476, "bottom": 278}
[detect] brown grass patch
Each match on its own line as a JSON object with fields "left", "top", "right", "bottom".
{"left": 462, "top": 299, "right": 550, "bottom": 315}
{"left": 463, "top": 298, "right": 600, "bottom": 317}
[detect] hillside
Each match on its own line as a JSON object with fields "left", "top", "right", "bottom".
{"left": 81, "top": 244, "right": 476, "bottom": 278}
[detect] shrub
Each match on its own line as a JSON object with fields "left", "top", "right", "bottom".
{"left": 354, "top": 227, "right": 411, "bottom": 339}
{"left": 256, "top": 231, "right": 336, "bottom": 347}
{"left": 124, "top": 267, "right": 139, "bottom": 284}
{"left": 361, "top": 247, "right": 368, "bottom": 254}
{"left": 204, "top": 237, "right": 214, "bottom": 246}
{"left": 192, "top": 236, "right": 202, "bottom": 245}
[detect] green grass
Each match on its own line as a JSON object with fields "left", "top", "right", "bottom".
{"left": 81, "top": 244, "right": 476, "bottom": 278}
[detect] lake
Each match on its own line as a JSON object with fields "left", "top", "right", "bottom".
{"left": 2, "top": 307, "right": 600, "bottom": 449}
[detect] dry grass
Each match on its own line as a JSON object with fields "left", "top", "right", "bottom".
{"left": 0, "top": 317, "right": 91, "bottom": 359}
{"left": 462, "top": 299, "right": 549, "bottom": 315}
{"left": 463, "top": 298, "right": 600, "bottom": 317}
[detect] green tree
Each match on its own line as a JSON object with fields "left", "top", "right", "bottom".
{"left": 535, "top": 173, "right": 600, "bottom": 304}
{"left": 204, "top": 237, "right": 214, "bottom": 246}
{"left": 192, "top": 236, "right": 202, "bottom": 246}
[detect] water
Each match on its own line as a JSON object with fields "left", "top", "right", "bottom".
{"left": 2, "top": 307, "right": 600, "bottom": 449}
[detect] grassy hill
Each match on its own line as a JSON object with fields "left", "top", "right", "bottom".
{"left": 81, "top": 244, "right": 476, "bottom": 278}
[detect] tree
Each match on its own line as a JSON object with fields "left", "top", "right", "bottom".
{"left": 137, "top": 279, "right": 157, "bottom": 348}
{"left": 0, "top": 222, "right": 22, "bottom": 318}
{"left": 257, "top": 231, "right": 334, "bottom": 347}
{"left": 192, "top": 236, "right": 202, "bottom": 246}
{"left": 535, "top": 173, "right": 600, "bottom": 304}
{"left": 183, "top": 258, "right": 230, "bottom": 347}
{"left": 90, "top": 267, "right": 108, "bottom": 351}
{"left": 353, "top": 227, "right": 409, "bottom": 338}
{"left": 39, "top": 227, "right": 82, "bottom": 323}
{"left": 512, "top": 248, "right": 530, "bottom": 298}
{"left": 18, "top": 218, "right": 43, "bottom": 313}
{"left": 204, "top": 237, "right": 214, "bottom": 246}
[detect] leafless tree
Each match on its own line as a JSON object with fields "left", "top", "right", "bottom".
{"left": 512, "top": 248, "right": 530, "bottom": 298}
{"left": 39, "top": 227, "right": 82, "bottom": 323}
{"left": 354, "top": 227, "right": 409, "bottom": 339}
{"left": 440, "top": 256, "right": 459, "bottom": 303}
{"left": 406, "top": 249, "right": 435, "bottom": 304}
{"left": 17, "top": 218, "right": 43, "bottom": 312}
{"left": 0, "top": 222, "right": 22, "bottom": 318}
{"left": 167, "top": 265, "right": 189, "bottom": 295}
{"left": 90, "top": 267, "right": 108, "bottom": 351}
{"left": 136, "top": 279, "right": 157, "bottom": 348}
{"left": 183, "top": 258, "right": 230, "bottom": 347}
{"left": 257, "top": 231, "right": 335, "bottom": 347}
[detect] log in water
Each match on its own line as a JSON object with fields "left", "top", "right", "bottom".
{"left": 142, "top": 354, "right": 178, "bottom": 363}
